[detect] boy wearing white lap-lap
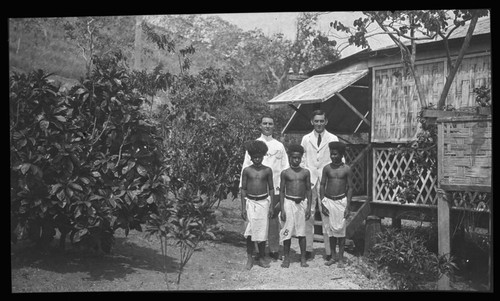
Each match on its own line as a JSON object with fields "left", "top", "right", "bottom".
{"left": 241, "top": 140, "right": 275, "bottom": 270}
{"left": 319, "top": 141, "right": 353, "bottom": 268}
{"left": 278, "top": 144, "right": 312, "bottom": 268}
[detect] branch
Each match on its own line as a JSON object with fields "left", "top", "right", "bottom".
{"left": 268, "top": 66, "right": 281, "bottom": 83}
{"left": 437, "top": 12, "right": 479, "bottom": 109}
{"left": 87, "top": 113, "right": 111, "bottom": 157}
{"left": 116, "top": 127, "right": 130, "bottom": 166}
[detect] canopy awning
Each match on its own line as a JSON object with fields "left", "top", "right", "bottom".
{"left": 268, "top": 69, "right": 369, "bottom": 105}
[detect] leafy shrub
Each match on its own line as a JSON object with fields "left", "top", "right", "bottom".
{"left": 10, "top": 51, "right": 166, "bottom": 252}
{"left": 367, "top": 226, "right": 457, "bottom": 290}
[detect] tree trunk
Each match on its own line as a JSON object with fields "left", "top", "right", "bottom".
{"left": 437, "top": 14, "right": 479, "bottom": 110}
{"left": 133, "top": 15, "right": 143, "bottom": 71}
{"left": 16, "top": 36, "right": 21, "bottom": 54}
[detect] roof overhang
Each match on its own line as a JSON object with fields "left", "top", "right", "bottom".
{"left": 268, "top": 69, "right": 369, "bottom": 105}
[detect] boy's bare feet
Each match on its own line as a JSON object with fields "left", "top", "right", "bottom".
{"left": 281, "top": 257, "right": 290, "bottom": 268}
{"left": 324, "top": 254, "right": 339, "bottom": 266}
{"left": 300, "top": 258, "right": 309, "bottom": 267}
{"left": 257, "top": 258, "right": 270, "bottom": 268}
{"left": 246, "top": 257, "right": 253, "bottom": 270}
{"left": 337, "top": 257, "right": 347, "bottom": 268}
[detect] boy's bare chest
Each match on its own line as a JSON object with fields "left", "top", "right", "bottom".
{"left": 327, "top": 167, "right": 347, "bottom": 179}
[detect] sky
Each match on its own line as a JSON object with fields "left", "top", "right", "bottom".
{"left": 208, "top": 11, "right": 394, "bottom": 57}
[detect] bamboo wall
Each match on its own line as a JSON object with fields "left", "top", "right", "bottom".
{"left": 372, "top": 54, "right": 491, "bottom": 143}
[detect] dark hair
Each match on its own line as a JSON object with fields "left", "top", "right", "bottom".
{"left": 311, "top": 109, "right": 326, "bottom": 120}
{"left": 328, "top": 141, "right": 346, "bottom": 155}
{"left": 287, "top": 144, "right": 304, "bottom": 155}
{"left": 246, "top": 140, "right": 268, "bottom": 157}
{"left": 260, "top": 115, "right": 274, "bottom": 123}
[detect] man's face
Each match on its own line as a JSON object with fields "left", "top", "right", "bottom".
{"left": 311, "top": 114, "right": 327, "bottom": 133}
{"left": 330, "top": 149, "right": 342, "bottom": 164}
{"left": 260, "top": 117, "right": 274, "bottom": 136}
{"left": 288, "top": 152, "right": 302, "bottom": 168}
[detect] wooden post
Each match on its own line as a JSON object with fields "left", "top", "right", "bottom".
{"left": 437, "top": 191, "right": 451, "bottom": 290}
{"left": 436, "top": 119, "right": 451, "bottom": 290}
{"left": 392, "top": 218, "right": 401, "bottom": 229}
{"left": 363, "top": 215, "right": 381, "bottom": 257}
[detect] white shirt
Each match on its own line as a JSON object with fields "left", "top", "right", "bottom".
{"left": 239, "top": 134, "right": 289, "bottom": 194}
{"left": 300, "top": 130, "right": 343, "bottom": 185}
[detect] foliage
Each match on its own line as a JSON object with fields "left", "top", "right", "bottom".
{"left": 383, "top": 104, "right": 446, "bottom": 203}
{"left": 330, "top": 9, "right": 490, "bottom": 109}
{"left": 367, "top": 226, "right": 458, "bottom": 290}
{"left": 136, "top": 25, "right": 274, "bottom": 286}
{"left": 62, "top": 16, "right": 135, "bottom": 77}
{"left": 10, "top": 51, "right": 166, "bottom": 253}
{"left": 228, "top": 12, "right": 340, "bottom": 97}
{"left": 473, "top": 86, "right": 491, "bottom": 107}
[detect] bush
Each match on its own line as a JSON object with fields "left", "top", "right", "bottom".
{"left": 10, "top": 51, "right": 166, "bottom": 253}
{"left": 367, "top": 226, "right": 457, "bottom": 290}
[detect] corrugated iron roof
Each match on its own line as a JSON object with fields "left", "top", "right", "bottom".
{"left": 268, "top": 69, "right": 368, "bottom": 105}
{"left": 372, "top": 16, "right": 490, "bottom": 51}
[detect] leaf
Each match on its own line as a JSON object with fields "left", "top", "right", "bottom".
{"left": 18, "top": 138, "right": 27, "bottom": 148}
{"left": 20, "top": 163, "right": 31, "bottom": 175}
{"left": 65, "top": 187, "right": 74, "bottom": 198}
{"left": 72, "top": 228, "right": 88, "bottom": 243}
{"left": 121, "top": 161, "right": 135, "bottom": 174}
{"left": 146, "top": 194, "right": 155, "bottom": 204}
{"left": 69, "top": 182, "right": 83, "bottom": 192}
{"left": 50, "top": 184, "right": 63, "bottom": 195}
{"left": 56, "top": 189, "right": 66, "bottom": 201}
{"left": 109, "top": 198, "right": 117, "bottom": 208}
{"left": 136, "top": 165, "right": 147, "bottom": 177}
{"left": 30, "top": 164, "right": 43, "bottom": 178}
{"left": 55, "top": 115, "right": 66, "bottom": 122}
{"left": 79, "top": 177, "right": 90, "bottom": 185}
{"left": 89, "top": 194, "right": 103, "bottom": 201}
{"left": 40, "top": 120, "right": 49, "bottom": 131}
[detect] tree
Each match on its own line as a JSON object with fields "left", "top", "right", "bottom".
{"left": 62, "top": 16, "right": 135, "bottom": 77}
{"left": 228, "top": 12, "right": 340, "bottom": 98}
{"left": 10, "top": 51, "right": 166, "bottom": 253}
{"left": 133, "top": 15, "right": 143, "bottom": 70}
{"left": 331, "top": 9, "right": 489, "bottom": 109}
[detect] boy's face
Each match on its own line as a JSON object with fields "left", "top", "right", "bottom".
{"left": 311, "top": 114, "right": 327, "bottom": 133}
{"left": 330, "top": 149, "right": 343, "bottom": 164}
{"left": 250, "top": 154, "right": 264, "bottom": 166}
{"left": 288, "top": 152, "right": 302, "bottom": 168}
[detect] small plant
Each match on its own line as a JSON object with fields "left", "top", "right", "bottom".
{"left": 367, "top": 226, "right": 458, "bottom": 290}
{"left": 473, "top": 86, "right": 491, "bottom": 107}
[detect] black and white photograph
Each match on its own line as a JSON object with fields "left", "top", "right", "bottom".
{"left": 9, "top": 10, "right": 492, "bottom": 292}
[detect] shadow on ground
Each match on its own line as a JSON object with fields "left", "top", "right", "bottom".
{"left": 11, "top": 236, "right": 178, "bottom": 282}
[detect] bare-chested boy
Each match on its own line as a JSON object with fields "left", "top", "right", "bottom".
{"left": 278, "top": 144, "right": 312, "bottom": 268}
{"left": 320, "top": 141, "right": 353, "bottom": 268}
{"left": 241, "top": 140, "right": 275, "bottom": 270}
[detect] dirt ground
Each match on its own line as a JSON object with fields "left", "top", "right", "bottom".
{"left": 11, "top": 198, "right": 478, "bottom": 292}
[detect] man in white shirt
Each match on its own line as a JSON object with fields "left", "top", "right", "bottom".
{"left": 240, "top": 116, "right": 289, "bottom": 262}
{"left": 300, "top": 109, "right": 343, "bottom": 261}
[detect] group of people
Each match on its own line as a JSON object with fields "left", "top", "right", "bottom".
{"left": 240, "top": 109, "right": 353, "bottom": 270}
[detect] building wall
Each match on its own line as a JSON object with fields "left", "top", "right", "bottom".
{"left": 371, "top": 53, "right": 491, "bottom": 143}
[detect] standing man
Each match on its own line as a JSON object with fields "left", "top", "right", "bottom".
{"left": 300, "top": 109, "right": 343, "bottom": 261}
{"left": 240, "top": 115, "right": 289, "bottom": 261}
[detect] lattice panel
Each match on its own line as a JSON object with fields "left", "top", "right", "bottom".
{"left": 373, "top": 147, "right": 437, "bottom": 205}
{"left": 345, "top": 145, "right": 367, "bottom": 196}
{"left": 450, "top": 191, "right": 491, "bottom": 212}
